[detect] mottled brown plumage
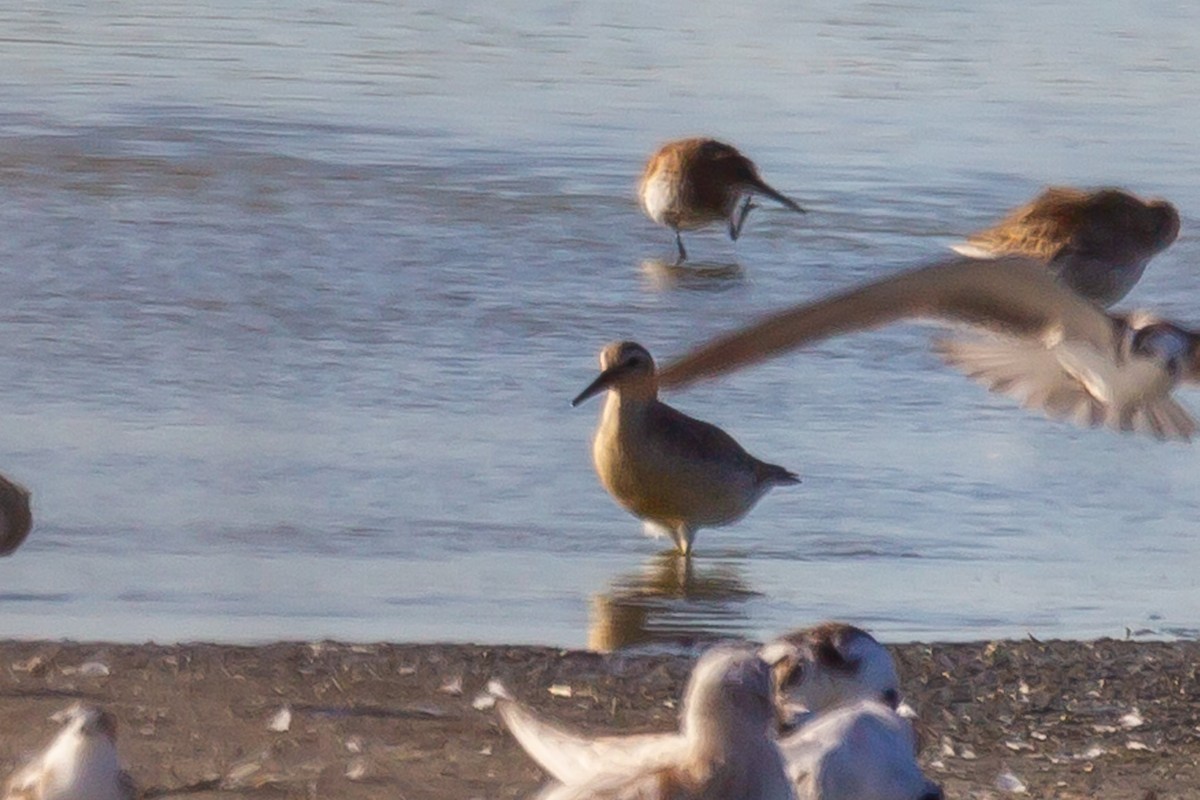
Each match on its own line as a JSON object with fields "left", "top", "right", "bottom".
{"left": 0, "top": 474, "right": 32, "bottom": 557}
{"left": 954, "top": 187, "right": 1180, "bottom": 306}
{"left": 639, "top": 138, "right": 806, "bottom": 262}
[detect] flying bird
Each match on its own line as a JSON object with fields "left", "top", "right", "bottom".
{"left": 657, "top": 256, "right": 1200, "bottom": 441}
{"left": 498, "top": 647, "right": 793, "bottom": 800}
{"left": 4, "top": 704, "right": 135, "bottom": 800}
{"left": 952, "top": 187, "right": 1179, "bottom": 306}
{"left": 573, "top": 341, "right": 799, "bottom": 555}
{"left": 640, "top": 138, "right": 806, "bottom": 263}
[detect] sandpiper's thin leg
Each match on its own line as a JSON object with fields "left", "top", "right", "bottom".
{"left": 731, "top": 196, "right": 758, "bottom": 240}
{"left": 674, "top": 230, "right": 688, "bottom": 264}
{"left": 674, "top": 525, "right": 696, "bottom": 557}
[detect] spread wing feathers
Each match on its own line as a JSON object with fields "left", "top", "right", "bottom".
{"left": 933, "top": 336, "right": 1107, "bottom": 425}
{"left": 935, "top": 336, "right": 1195, "bottom": 441}
{"left": 496, "top": 697, "right": 684, "bottom": 785}
{"left": 658, "top": 255, "right": 1117, "bottom": 390}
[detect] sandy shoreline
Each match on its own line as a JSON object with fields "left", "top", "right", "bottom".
{"left": 0, "top": 638, "right": 1193, "bottom": 799}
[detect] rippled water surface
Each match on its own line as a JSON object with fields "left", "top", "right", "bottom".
{"left": 2, "top": 2, "right": 1200, "bottom": 646}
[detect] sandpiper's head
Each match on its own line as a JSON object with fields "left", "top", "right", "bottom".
{"left": 1128, "top": 319, "right": 1200, "bottom": 381}
{"left": 761, "top": 623, "right": 901, "bottom": 722}
{"left": 681, "top": 646, "right": 774, "bottom": 743}
{"left": 571, "top": 341, "right": 658, "bottom": 406}
{"left": 1080, "top": 190, "right": 1180, "bottom": 256}
{"left": 52, "top": 703, "right": 119, "bottom": 742}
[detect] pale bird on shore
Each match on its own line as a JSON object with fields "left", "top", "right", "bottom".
{"left": 658, "top": 256, "right": 1200, "bottom": 441}
{"left": 951, "top": 187, "right": 1180, "bottom": 307}
{"left": 495, "top": 621, "right": 901, "bottom": 786}
{"left": 4, "top": 704, "right": 134, "bottom": 800}
{"left": 780, "top": 701, "right": 941, "bottom": 800}
{"left": 0, "top": 474, "right": 32, "bottom": 557}
{"left": 639, "top": 138, "right": 807, "bottom": 263}
{"left": 573, "top": 341, "right": 800, "bottom": 555}
{"left": 760, "top": 623, "right": 903, "bottom": 732}
{"left": 498, "top": 646, "right": 794, "bottom": 800}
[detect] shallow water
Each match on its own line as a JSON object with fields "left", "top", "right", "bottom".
{"left": 1, "top": 2, "right": 1199, "bottom": 647}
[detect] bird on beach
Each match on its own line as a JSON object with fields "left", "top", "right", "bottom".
{"left": 780, "top": 700, "right": 941, "bottom": 800}
{"left": 494, "top": 622, "right": 902, "bottom": 788}
{"left": 573, "top": 341, "right": 800, "bottom": 555}
{"left": 4, "top": 704, "right": 135, "bottom": 800}
{"left": 639, "top": 138, "right": 807, "bottom": 263}
{"left": 657, "top": 255, "right": 1200, "bottom": 441}
{"left": 760, "top": 623, "right": 903, "bottom": 731}
{"left": 951, "top": 187, "right": 1180, "bottom": 307}
{"left": 0, "top": 473, "right": 32, "bottom": 557}
{"left": 496, "top": 646, "right": 794, "bottom": 800}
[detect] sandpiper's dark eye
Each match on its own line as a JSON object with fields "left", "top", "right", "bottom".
{"left": 882, "top": 689, "right": 900, "bottom": 709}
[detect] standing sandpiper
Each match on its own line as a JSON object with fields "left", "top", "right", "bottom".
{"left": 573, "top": 341, "right": 799, "bottom": 555}
{"left": 639, "top": 138, "right": 806, "bottom": 263}
{"left": 952, "top": 187, "right": 1179, "bottom": 306}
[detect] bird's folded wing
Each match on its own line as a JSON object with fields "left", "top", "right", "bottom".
{"left": 498, "top": 698, "right": 684, "bottom": 785}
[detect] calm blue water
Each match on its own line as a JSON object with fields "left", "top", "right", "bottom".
{"left": 1, "top": 1, "right": 1199, "bottom": 647}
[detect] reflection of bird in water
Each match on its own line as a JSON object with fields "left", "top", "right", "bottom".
{"left": 4, "top": 704, "right": 135, "bottom": 800}
{"left": 659, "top": 256, "right": 1200, "bottom": 441}
{"left": 497, "top": 646, "right": 793, "bottom": 800}
{"left": 951, "top": 187, "right": 1179, "bottom": 307}
{"left": 587, "top": 553, "right": 757, "bottom": 653}
{"left": 639, "top": 259, "right": 744, "bottom": 293}
{"left": 760, "top": 623, "right": 903, "bottom": 730}
{"left": 574, "top": 341, "right": 799, "bottom": 555}
{"left": 0, "top": 474, "right": 32, "bottom": 557}
{"left": 782, "top": 700, "right": 942, "bottom": 800}
{"left": 639, "top": 138, "right": 806, "bottom": 263}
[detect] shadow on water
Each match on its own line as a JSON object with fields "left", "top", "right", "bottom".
{"left": 587, "top": 552, "right": 760, "bottom": 653}
{"left": 639, "top": 258, "right": 745, "bottom": 292}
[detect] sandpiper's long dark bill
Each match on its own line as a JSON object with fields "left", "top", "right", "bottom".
{"left": 574, "top": 341, "right": 799, "bottom": 555}
{"left": 952, "top": 187, "right": 1180, "bottom": 306}
{"left": 658, "top": 256, "right": 1200, "bottom": 441}
{"left": 639, "top": 137, "right": 806, "bottom": 263}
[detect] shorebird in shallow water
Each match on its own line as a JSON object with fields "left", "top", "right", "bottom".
{"left": 951, "top": 187, "right": 1180, "bottom": 307}
{"left": 781, "top": 700, "right": 941, "bottom": 800}
{"left": 0, "top": 473, "right": 32, "bottom": 557}
{"left": 4, "top": 704, "right": 134, "bottom": 800}
{"left": 497, "top": 646, "right": 793, "bottom": 800}
{"left": 658, "top": 256, "right": 1200, "bottom": 441}
{"left": 573, "top": 341, "right": 800, "bottom": 555}
{"left": 761, "top": 623, "right": 902, "bottom": 731}
{"left": 639, "top": 138, "right": 806, "bottom": 263}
